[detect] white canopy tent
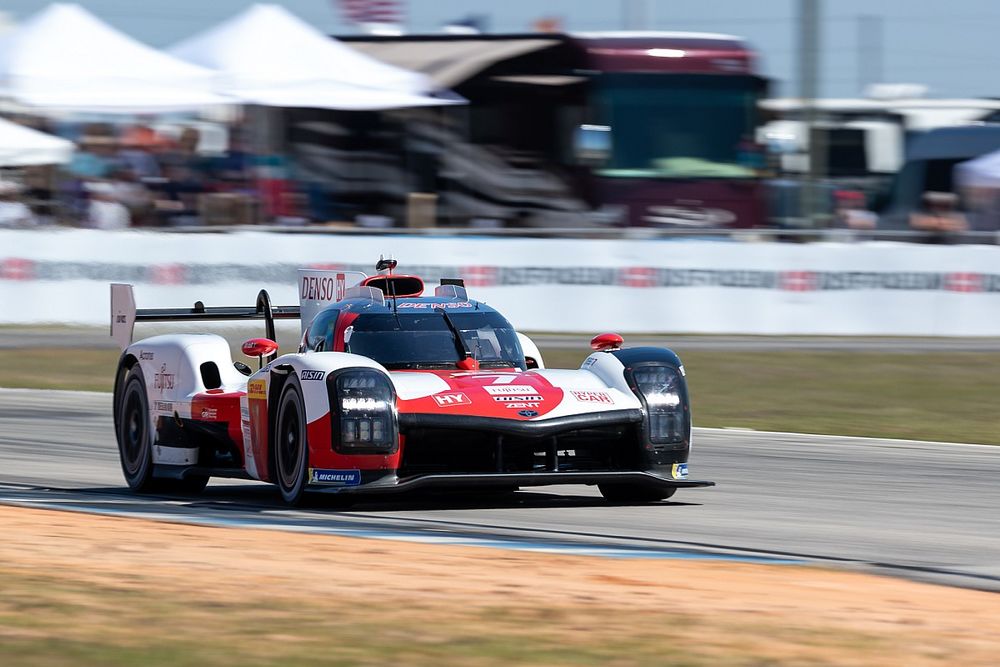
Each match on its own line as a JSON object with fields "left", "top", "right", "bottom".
{"left": 0, "top": 117, "right": 74, "bottom": 166}
{"left": 955, "top": 149, "right": 1000, "bottom": 190}
{"left": 0, "top": 3, "right": 222, "bottom": 113}
{"left": 170, "top": 4, "right": 462, "bottom": 110}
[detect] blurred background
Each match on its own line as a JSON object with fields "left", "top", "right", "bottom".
{"left": 3, "top": 0, "right": 1000, "bottom": 236}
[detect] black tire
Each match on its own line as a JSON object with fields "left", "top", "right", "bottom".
{"left": 274, "top": 379, "right": 309, "bottom": 505}
{"left": 598, "top": 484, "right": 676, "bottom": 503}
{"left": 116, "top": 365, "right": 156, "bottom": 491}
{"left": 116, "top": 365, "right": 211, "bottom": 495}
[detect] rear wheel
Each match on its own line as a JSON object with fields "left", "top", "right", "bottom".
{"left": 116, "top": 366, "right": 155, "bottom": 491}
{"left": 275, "top": 380, "right": 309, "bottom": 505}
{"left": 116, "top": 365, "right": 211, "bottom": 495}
{"left": 598, "top": 484, "right": 676, "bottom": 503}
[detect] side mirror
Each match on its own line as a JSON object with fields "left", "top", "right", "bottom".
{"left": 242, "top": 337, "right": 279, "bottom": 369}
{"left": 590, "top": 333, "right": 624, "bottom": 352}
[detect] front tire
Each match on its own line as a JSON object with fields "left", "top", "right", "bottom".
{"left": 116, "top": 366, "right": 155, "bottom": 491}
{"left": 598, "top": 484, "right": 676, "bottom": 503}
{"left": 275, "top": 379, "right": 309, "bottom": 505}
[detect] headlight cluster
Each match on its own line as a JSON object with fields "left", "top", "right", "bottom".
{"left": 331, "top": 370, "right": 397, "bottom": 452}
{"left": 632, "top": 365, "right": 688, "bottom": 445}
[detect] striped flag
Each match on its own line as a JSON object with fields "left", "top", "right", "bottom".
{"left": 339, "top": 0, "right": 403, "bottom": 25}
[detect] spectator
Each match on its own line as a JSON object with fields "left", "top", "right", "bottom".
{"left": 85, "top": 181, "right": 130, "bottom": 229}
{"left": 909, "top": 191, "right": 968, "bottom": 242}
{"left": 833, "top": 190, "right": 877, "bottom": 230}
{"left": 0, "top": 181, "right": 34, "bottom": 228}
{"left": 118, "top": 125, "right": 163, "bottom": 180}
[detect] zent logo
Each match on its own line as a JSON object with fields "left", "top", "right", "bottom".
{"left": 433, "top": 392, "right": 471, "bottom": 407}
{"left": 300, "top": 370, "right": 325, "bottom": 381}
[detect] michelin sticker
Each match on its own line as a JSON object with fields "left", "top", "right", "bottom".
{"left": 671, "top": 463, "right": 689, "bottom": 480}
{"left": 309, "top": 468, "right": 362, "bottom": 486}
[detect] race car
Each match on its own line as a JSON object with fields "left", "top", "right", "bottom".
{"left": 110, "top": 260, "right": 713, "bottom": 505}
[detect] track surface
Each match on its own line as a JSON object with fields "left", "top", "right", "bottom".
{"left": 1, "top": 388, "right": 999, "bottom": 589}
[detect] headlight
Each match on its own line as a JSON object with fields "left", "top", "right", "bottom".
{"left": 329, "top": 370, "right": 397, "bottom": 453}
{"left": 631, "top": 364, "right": 688, "bottom": 445}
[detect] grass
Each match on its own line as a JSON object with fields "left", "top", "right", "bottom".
{"left": 1, "top": 345, "right": 998, "bottom": 444}
{"left": 0, "top": 566, "right": 894, "bottom": 667}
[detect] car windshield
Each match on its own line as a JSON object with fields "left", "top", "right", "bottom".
{"left": 594, "top": 73, "right": 760, "bottom": 179}
{"left": 334, "top": 311, "right": 526, "bottom": 370}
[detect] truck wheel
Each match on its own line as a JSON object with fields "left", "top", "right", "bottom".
{"left": 116, "top": 366, "right": 156, "bottom": 491}
{"left": 598, "top": 484, "right": 676, "bottom": 503}
{"left": 275, "top": 379, "right": 309, "bottom": 505}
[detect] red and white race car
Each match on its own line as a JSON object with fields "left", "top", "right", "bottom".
{"left": 111, "top": 261, "right": 712, "bottom": 504}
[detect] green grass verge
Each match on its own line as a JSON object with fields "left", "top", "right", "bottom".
{"left": 1, "top": 346, "right": 998, "bottom": 444}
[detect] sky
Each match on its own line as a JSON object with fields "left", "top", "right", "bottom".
{"left": 2, "top": 0, "right": 1000, "bottom": 98}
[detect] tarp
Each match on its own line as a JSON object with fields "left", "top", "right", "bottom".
{"left": 169, "top": 4, "right": 462, "bottom": 110}
{"left": 955, "top": 148, "right": 1000, "bottom": 190}
{"left": 0, "top": 3, "right": 222, "bottom": 113}
{"left": 0, "top": 117, "right": 74, "bottom": 166}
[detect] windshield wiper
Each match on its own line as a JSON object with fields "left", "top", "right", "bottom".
{"left": 435, "top": 307, "right": 471, "bottom": 363}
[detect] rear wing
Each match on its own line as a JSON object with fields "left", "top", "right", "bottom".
{"left": 110, "top": 283, "right": 300, "bottom": 352}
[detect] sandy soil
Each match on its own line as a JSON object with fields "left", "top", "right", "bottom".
{"left": 2, "top": 504, "right": 999, "bottom": 665}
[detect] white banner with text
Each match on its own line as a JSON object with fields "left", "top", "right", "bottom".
{"left": 3, "top": 229, "right": 1000, "bottom": 336}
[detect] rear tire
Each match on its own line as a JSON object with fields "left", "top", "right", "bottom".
{"left": 275, "top": 379, "right": 309, "bottom": 505}
{"left": 116, "top": 366, "right": 156, "bottom": 492}
{"left": 598, "top": 484, "right": 676, "bottom": 503}
{"left": 116, "top": 365, "right": 211, "bottom": 495}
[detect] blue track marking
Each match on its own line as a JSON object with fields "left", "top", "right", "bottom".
{"left": 0, "top": 490, "right": 800, "bottom": 565}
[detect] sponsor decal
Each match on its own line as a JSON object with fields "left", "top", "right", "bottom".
{"left": 672, "top": 463, "right": 689, "bottom": 480}
{"left": 153, "top": 364, "right": 174, "bottom": 393}
{"left": 505, "top": 402, "right": 541, "bottom": 409}
{"left": 570, "top": 390, "right": 613, "bottom": 404}
{"left": 14, "top": 258, "right": 1000, "bottom": 294}
{"left": 493, "top": 395, "right": 543, "bottom": 402}
{"left": 582, "top": 357, "right": 597, "bottom": 369}
{"left": 240, "top": 405, "right": 250, "bottom": 421}
{"left": 308, "top": 468, "right": 362, "bottom": 486}
{"left": 247, "top": 379, "right": 266, "bottom": 400}
{"left": 433, "top": 392, "right": 471, "bottom": 407}
{"left": 200, "top": 407, "right": 218, "bottom": 420}
{"left": 300, "top": 369, "right": 326, "bottom": 381}
{"left": 153, "top": 401, "right": 172, "bottom": 412}
{"left": 300, "top": 274, "right": 339, "bottom": 301}
{"left": 484, "top": 385, "right": 536, "bottom": 395}
{"left": 397, "top": 301, "right": 473, "bottom": 309}
{"left": 517, "top": 410, "right": 538, "bottom": 418}
{"left": 139, "top": 350, "right": 154, "bottom": 360}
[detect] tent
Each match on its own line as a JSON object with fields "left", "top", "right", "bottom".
{"left": 169, "top": 4, "right": 462, "bottom": 110}
{"left": 954, "top": 148, "right": 1000, "bottom": 190}
{"left": 0, "top": 3, "right": 222, "bottom": 113}
{"left": 0, "top": 117, "right": 74, "bottom": 166}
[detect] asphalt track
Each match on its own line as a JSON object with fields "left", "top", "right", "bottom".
{"left": 1, "top": 387, "right": 999, "bottom": 590}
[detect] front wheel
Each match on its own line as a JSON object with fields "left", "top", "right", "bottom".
{"left": 275, "top": 380, "right": 309, "bottom": 505}
{"left": 598, "top": 484, "right": 676, "bottom": 503}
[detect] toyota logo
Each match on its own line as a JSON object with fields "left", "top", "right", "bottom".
{"left": 518, "top": 410, "right": 538, "bottom": 418}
